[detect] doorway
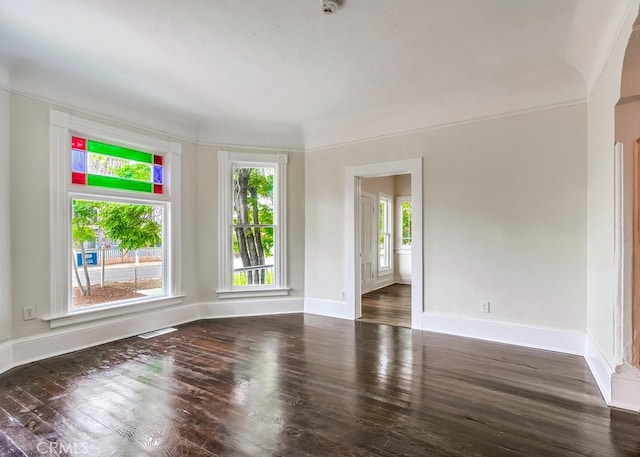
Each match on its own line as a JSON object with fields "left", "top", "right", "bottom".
{"left": 344, "top": 158, "right": 423, "bottom": 329}
{"left": 358, "top": 175, "right": 413, "bottom": 327}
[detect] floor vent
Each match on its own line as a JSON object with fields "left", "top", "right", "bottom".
{"left": 138, "top": 327, "right": 177, "bottom": 339}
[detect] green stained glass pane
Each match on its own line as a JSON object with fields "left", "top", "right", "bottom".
{"left": 87, "top": 153, "right": 152, "bottom": 182}
{"left": 87, "top": 140, "right": 153, "bottom": 163}
{"left": 87, "top": 174, "right": 153, "bottom": 193}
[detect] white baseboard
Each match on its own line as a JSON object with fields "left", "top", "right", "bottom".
{"left": 584, "top": 334, "right": 613, "bottom": 404}
{"left": 0, "top": 340, "right": 11, "bottom": 374}
{"left": 422, "top": 312, "right": 585, "bottom": 355}
{"left": 611, "top": 365, "right": 640, "bottom": 412}
{"left": 0, "top": 298, "right": 304, "bottom": 375}
{"left": 12, "top": 303, "right": 200, "bottom": 367}
{"left": 199, "top": 297, "right": 303, "bottom": 319}
{"left": 304, "top": 298, "right": 351, "bottom": 320}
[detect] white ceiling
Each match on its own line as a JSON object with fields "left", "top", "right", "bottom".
{"left": 0, "top": 0, "right": 633, "bottom": 150}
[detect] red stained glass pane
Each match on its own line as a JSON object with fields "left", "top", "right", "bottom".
{"left": 154, "top": 155, "right": 163, "bottom": 165}
{"left": 71, "top": 136, "right": 86, "bottom": 150}
{"left": 72, "top": 172, "right": 87, "bottom": 185}
{"left": 154, "top": 184, "right": 163, "bottom": 194}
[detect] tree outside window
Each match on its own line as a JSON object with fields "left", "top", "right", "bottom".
{"left": 232, "top": 166, "right": 274, "bottom": 286}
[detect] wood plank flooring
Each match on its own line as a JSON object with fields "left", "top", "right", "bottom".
{"left": 361, "top": 283, "right": 411, "bottom": 327}
{"left": 0, "top": 314, "right": 639, "bottom": 456}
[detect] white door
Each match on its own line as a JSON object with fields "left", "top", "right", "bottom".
{"left": 361, "top": 193, "right": 376, "bottom": 294}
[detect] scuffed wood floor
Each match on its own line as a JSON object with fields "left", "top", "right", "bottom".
{"left": 0, "top": 314, "right": 639, "bottom": 456}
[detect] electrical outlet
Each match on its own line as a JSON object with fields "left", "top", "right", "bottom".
{"left": 480, "top": 301, "right": 490, "bottom": 313}
{"left": 340, "top": 290, "right": 346, "bottom": 300}
{"left": 23, "top": 305, "right": 36, "bottom": 321}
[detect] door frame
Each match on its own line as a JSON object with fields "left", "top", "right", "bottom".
{"left": 360, "top": 191, "right": 376, "bottom": 294}
{"left": 345, "top": 158, "right": 423, "bottom": 329}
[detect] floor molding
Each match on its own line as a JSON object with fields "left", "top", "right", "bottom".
{"left": 0, "top": 340, "right": 11, "bottom": 374}
{"left": 422, "top": 312, "right": 585, "bottom": 355}
{"left": 12, "top": 303, "right": 200, "bottom": 368}
{"left": 584, "top": 334, "right": 614, "bottom": 404}
{"left": 0, "top": 299, "right": 305, "bottom": 376}
{"left": 199, "top": 297, "right": 303, "bottom": 319}
{"left": 304, "top": 298, "right": 351, "bottom": 320}
{"left": 611, "top": 364, "right": 640, "bottom": 412}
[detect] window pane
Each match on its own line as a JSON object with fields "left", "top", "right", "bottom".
{"left": 379, "top": 198, "right": 390, "bottom": 269}
{"left": 232, "top": 226, "right": 275, "bottom": 286}
{"left": 402, "top": 201, "right": 412, "bottom": 245}
{"left": 232, "top": 165, "right": 276, "bottom": 288}
{"left": 233, "top": 166, "right": 274, "bottom": 225}
{"left": 71, "top": 199, "right": 164, "bottom": 309}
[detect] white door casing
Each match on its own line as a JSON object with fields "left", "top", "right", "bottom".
{"left": 360, "top": 192, "right": 376, "bottom": 294}
{"left": 345, "top": 158, "right": 423, "bottom": 328}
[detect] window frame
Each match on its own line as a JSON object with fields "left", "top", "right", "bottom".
{"left": 378, "top": 192, "right": 393, "bottom": 275}
{"left": 217, "top": 150, "right": 288, "bottom": 298}
{"left": 48, "top": 110, "right": 182, "bottom": 328}
{"left": 396, "top": 196, "right": 412, "bottom": 253}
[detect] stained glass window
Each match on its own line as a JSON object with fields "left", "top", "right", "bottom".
{"left": 71, "top": 136, "right": 163, "bottom": 194}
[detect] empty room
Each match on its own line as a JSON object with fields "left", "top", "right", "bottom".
{"left": 1, "top": 1, "right": 640, "bottom": 455}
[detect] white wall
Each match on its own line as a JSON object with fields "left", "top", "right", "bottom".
{"left": 361, "top": 176, "right": 394, "bottom": 195}
{"left": 306, "top": 104, "right": 587, "bottom": 330}
{"left": 0, "top": 83, "right": 11, "bottom": 342}
{"left": 395, "top": 174, "right": 411, "bottom": 196}
{"left": 586, "top": 3, "right": 637, "bottom": 367}
{"left": 8, "top": 94, "right": 201, "bottom": 339}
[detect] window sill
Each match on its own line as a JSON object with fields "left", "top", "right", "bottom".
{"left": 43, "top": 295, "right": 184, "bottom": 329}
{"left": 216, "top": 288, "right": 290, "bottom": 299}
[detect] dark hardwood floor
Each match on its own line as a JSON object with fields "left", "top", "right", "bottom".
{"left": 361, "top": 283, "right": 411, "bottom": 327}
{"left": 0, "top": 314, "right": 639, "bottom": 456}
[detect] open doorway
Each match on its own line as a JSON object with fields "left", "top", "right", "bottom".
{"left": 358, "top": 174, "right": 412, "bottom": 327}
{"left": 344, "top": 158, "right": 423, "bottom": 329}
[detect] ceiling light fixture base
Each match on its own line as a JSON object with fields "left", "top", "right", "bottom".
{"left": 321, "top": 0, "right": 340, "bottom": 15}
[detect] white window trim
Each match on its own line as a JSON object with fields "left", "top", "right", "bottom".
{"left": 378, "top": 191, "right": 393, "bottom": 275}
{"left": 396, "top": 196, "right": 412, "bottom": 253}
{"left": 48, "top": 109, "right": 182, "bottom": 327}
{"left": 216, "top": 150, "right": 289, "bottom": 298}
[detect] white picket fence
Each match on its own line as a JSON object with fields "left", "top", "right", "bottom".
{"left": 100, "top": 247, "right": 162, "bottom": 259}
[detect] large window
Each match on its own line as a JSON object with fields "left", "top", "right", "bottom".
{"left": 50, "top": 110, "right": 181, "bottom": 326}
{"left": 378, "top": 192, "right": 392, "bottom": 273}
{"left": 218, "top": 151, "right": 288, "bottom": 297}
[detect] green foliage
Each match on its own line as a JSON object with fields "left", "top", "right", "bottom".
{"left": 401, "top": 201, "right": 412, "bottom": 245}
{"left": 71, "top": 200, "right": 99, "bottom": 247}
{"left": 89, "top": 154, "right": 151, "bottom": 182}
{"left": 113, "top": 163, "right": 152, "bottom": 181}
{"left": 71, "top": 199, "right": 162, "bottom": 252}
{"left": 100, "top": 203, "right": 161, "bottom": 252}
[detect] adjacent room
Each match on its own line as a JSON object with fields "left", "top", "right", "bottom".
{"left": 1, "top": 1, "right": 640, "bottom": 455}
